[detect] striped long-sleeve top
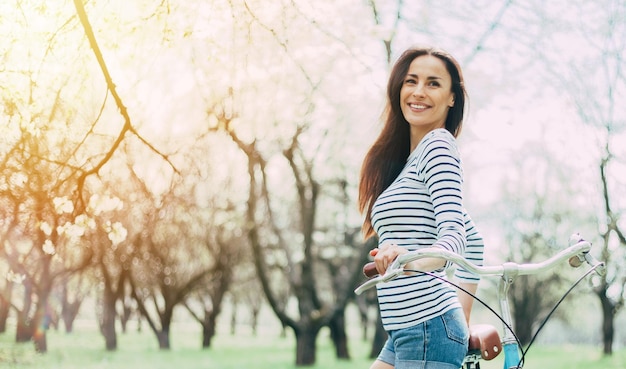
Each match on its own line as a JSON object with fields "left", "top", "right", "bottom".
{"left": 371, "top": 128, "right": 484, "bottom": 331}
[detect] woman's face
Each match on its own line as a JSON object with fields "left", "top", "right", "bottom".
{"left": 399, "top": 55, "right": 455, "bottom": 136}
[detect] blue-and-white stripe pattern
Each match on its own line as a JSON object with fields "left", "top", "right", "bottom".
{"left": 371, "top": 128, "right": 484, "bottom": 331}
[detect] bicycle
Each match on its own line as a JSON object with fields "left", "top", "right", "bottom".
{"left": 355, "top": 233, "right": 606, "bottom": 369}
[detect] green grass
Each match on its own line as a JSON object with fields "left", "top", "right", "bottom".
{"left": 0, "top": 324, "right": 624, "bottom": 369}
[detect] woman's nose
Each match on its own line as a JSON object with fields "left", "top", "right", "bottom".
{"left": 412, "top": 83, "right": 425, "bottom": 97}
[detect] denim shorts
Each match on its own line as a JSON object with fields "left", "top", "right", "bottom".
{"left": 376, "top": 308, "right": 469, "bottom": 369}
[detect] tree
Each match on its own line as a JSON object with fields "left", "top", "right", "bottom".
{"left": 532, "top": 0, "right": 626, "bottom": 354}
{"left": 218, "top": 121, "right": 367, "bottom": 365}
{"left": 94, "top": 225, "right": 130, "bottom": 351}
{"left": 122, "top": 185, "right": 201, "bottom": 349}
{"left": 324, "top": 231, "right": 377, "bottom": 359}
{"left": 184, "top": 221, "right": 243, "bottom": 348}
{"left": 0, "top": 124, "right": 93, "bottom": 352}
{"left": 0, "top": 0, "right": 177, "bottom": 353}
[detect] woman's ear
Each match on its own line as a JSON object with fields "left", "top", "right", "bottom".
{"left": 448, "top": 93, "right": 455, "bottom": 107}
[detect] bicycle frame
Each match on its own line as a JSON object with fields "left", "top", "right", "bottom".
{"left": 355, "top": 234, "right": 605, "bottom": 369}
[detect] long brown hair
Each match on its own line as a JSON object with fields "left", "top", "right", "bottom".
{"left": 358, "top": 46, "right": 467, "bottom": 239}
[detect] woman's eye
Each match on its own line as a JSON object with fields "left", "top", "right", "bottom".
{"left": 405, "top": 78, "right": 417, "bottom": 85}
{"left": 428, "top": 81, "right": 441, "bottom": 87}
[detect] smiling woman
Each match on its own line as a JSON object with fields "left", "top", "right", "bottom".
{"left": 358, "top": 46, "right": 484, "bottom": 369}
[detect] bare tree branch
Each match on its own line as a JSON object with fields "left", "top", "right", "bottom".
{"left": 72, "top": 0, "right": 179, "bottom": 209}
{"left": 242, "top": 0, "right": 320, "bottom": 90}
{"left": 368, "top": 0, "right": 403, "bottom": 65}
{"left": 288, "top": 0, "right": 374, "bottom": 74}
{"left": 463, "top": 0, "right": 513, "bottom": 67}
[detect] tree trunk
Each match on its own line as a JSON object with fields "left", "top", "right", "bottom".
{"left": 230, "top": 302, "right": 237, "bottom": 335}
{"left": 250, "top": 305, "right": 260, "bottom": 337}
{"left": 156, "top": 306, "right": 173, "bottom": 350}
{"left": 0, "top": 283, "right": 13, "bottom": 333}
{"left": 15, "top": 281, "right": 34, "bottom": 342}
{"left": 202, "top": 322, "right": 214, "bottom": 348}
{"left": 329, "top": 312, "right": 350, "bottom": 359}
{"left": 15, "top": 315, "right": 33, "bottom": 343}
{"left": 201, "top": 277, "right": 227, "bottom": 349}
{"left": 599, "top": 289, "right": 615, "bottom": 355}
{"left": 33, "top": 303, "right": 48, "bottom": 353}
{"left": 295, "top": 325, "right": 320, "bottom": 366}
{"left": 100, "top": 289, "right": 118, "bottom": 351}
{"left": 58, "top": 279, "right": 80, "bottom": 333}
{"left": 61, "top": 301, "right": 81, "bottom": 333}
{"left": 201, "top": 307, "right": 218, "bottom": 349}
{"left": 157, "top": 330, "right": 170, "bottom": 350}
{"left": 33, "top": 331, "right": 47, "bottom": 353}
{"left": 0, "top": 300, "right": 8, "bottom": 333}
{"left": 513, "top": 280, "right": 535, "bottom": 346}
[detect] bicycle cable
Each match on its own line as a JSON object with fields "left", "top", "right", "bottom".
{"left": 516, "top": 263, "right": 602, "bottom": 368}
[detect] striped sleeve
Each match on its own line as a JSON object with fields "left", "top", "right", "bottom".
{"left": 417, "top": 133, "right": 466, "bottom": 261}
{"left": 454, "top": 213, "right": 485, "bottom": 283}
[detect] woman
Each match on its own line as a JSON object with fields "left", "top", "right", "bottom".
{"left": 358, "top": 46, "right": 484, "bottom": 369}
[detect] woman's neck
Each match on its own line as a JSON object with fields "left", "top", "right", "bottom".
{"left": 410, "top": 125, "right": 441, "bottom": 152}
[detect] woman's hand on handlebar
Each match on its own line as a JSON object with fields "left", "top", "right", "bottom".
{"left": 370, "top": 244, "right": 447, "bottom": 277}
{"left": 370, "top": 243, "right": 408, "bottom": 276}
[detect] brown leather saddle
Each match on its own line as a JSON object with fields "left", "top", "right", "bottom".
{"left": 468, "top": 324, "right": 502, "bottom": 360}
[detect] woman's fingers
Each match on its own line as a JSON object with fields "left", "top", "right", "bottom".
{"left": 373, "top": 250, "right": 386, "bottom": 275}
{"left": 374, "top": 243, "right": 398, "bottom": 275}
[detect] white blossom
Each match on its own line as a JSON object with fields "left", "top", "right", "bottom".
{"left": 40, "top": 221, "right": 53, "bottom": 236}
{"left": 53, "top": 196, "right": 74, "bottom": 214}
{"left": 57, "top": 221, "right": 86, "bottom": 238}
{"left": 42, "top": 239, "right": 56, "bottom": 255}
{"left": 106, "top": 221, "right": 127, "bottom": 245}
{"left": 6, "top": 270, "right": 26, "bottom": 284}
{"left": 75, "top": 214, "right": 96, "bottom": 230}
{"left": 88, "top": 194, "right": 123, "bottom": 215}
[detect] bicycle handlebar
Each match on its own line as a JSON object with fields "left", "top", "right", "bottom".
{"left": 355, "top": 234, "right": 605, "bottom": 295}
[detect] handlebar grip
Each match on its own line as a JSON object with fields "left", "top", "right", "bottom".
{"left": 363, "top": 262, "right": 379, "bottom": 278}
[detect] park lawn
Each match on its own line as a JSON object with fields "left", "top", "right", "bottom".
{"left": 0, "top": 325, "right": 624, "bottom": 369}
